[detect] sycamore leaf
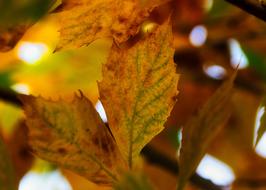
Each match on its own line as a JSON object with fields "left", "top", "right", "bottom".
{"left": 113, "top": 172, "right": 154, "bottom": 190}
{"left": 255, "top": 97, "right": 266, "bottom": 146}
{"left": 19, "top": 93, "right": 127, "bottom": 185}
{"left": 0, "top": 134, "right": 16, "bottom": 190}
{"left": 55, "top": 0, "right": 168, "bottom": 51}
{"left": 98, "top": 21, "right": 179, "bottom": 168}
{"left": 177, "top": 73, "right": 236, "bottom": 190}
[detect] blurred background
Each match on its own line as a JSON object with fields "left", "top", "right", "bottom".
{"left": 0, "top": 0, "right": 266, "bottom": 190}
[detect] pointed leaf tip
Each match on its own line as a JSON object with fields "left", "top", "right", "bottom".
{"left": 177, "top": 72, "right": 236, "bottom": 189}
{"left": 99, "top": 21, "right": 179, "bottom": 168}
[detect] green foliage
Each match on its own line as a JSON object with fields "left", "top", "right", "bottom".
{"left": 243, "top": 47, "right": 266, "bottom": 82}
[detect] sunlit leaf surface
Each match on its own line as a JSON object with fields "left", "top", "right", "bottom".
{"left": 99, "top": 21, "right": 179, "bottom": 168}
{"left": 19, "top": 93, "right": 127, "bottom": 185}
{"left": 55, "top": 0, "right": 167, "bottom": 51}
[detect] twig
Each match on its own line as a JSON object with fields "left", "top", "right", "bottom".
{"left": 0, "top": 88, "right": 224, "bottom": 190}
{"left": 224, "top": 0, "right": 266, "bottom": 22}
{"left": 0, "top": 88, "right": 22, "bottom": 106}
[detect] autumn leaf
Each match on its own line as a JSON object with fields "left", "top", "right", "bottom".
{"left": 98, "top": 21, "right": 179, "bottom": 168}
{"left": 0, "top": 133, "right": 16, "bottom": 190}
{"left": 113, "top": 172, "right": 155, "bottom": 190}
{"left": 255, "top": 97, "right": 266, "bottom": 146}
{"left": 19, "top": 93, "right": 127, "bottom": 185}
{"left": 177, "top": 73, "right": 236, "bottom": 190}
{"left": 55, "top": 0, "right": 169, "bottom": 51}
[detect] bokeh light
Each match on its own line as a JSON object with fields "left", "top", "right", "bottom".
{"left": 11, "top": 83, "right": 31, "bottom": 95}
{"left": 197, "top": 154, "right": 235, "bottom": 186}
{"left": 17, "top": 42, "right": 49, "bottom": 64}
{"left": 203, "top": 64, "right": 227, "bottom": 80}
{"left": 228, "top": 38, "right": 249, "bottom": 69}
{"left": 19, "top": 170, "right": 72, "bottom": 190}
{"left": 95, "top": 100, "right": 108, "bottom": 123}
{"left": 254, "top": 106, "right": 266, "bottom": 157}
{"left": 189, "top": 25, "right": 208, "bottom": 47}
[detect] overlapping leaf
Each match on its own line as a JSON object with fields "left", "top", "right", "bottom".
{"left": 177, "top": 73, "right": 236, "bottom": 190}
{"left": 55, "top": 0, "right": 169, "bottom": 51}
{"left": 99, "top": 21, "right": 179, "bottom": 168}
{"left": 19, "top": 93, "right": 127, "bottom": 185}
{"left": 0, "top": 134, "right": 15, "bottom": 190}
{"left": 20, "top": 20, "right": 178, "bottom": 185}
{"left": 255, "top": 97, "right": 266, "bottom": 146}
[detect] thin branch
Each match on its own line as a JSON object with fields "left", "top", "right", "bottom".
{"left": 224, "top": 0, "right": 266, "bottom": 22}
{"left": 0, "top": 88, "right": 224, "bottom": 190}
{"left": 0, "top": 88, "right": 22, "bottom": 106}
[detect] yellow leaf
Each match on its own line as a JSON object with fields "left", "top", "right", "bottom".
{"left": 19, "top": 93, "right": 127, "bottom": 185}
{"left": 0, "top": 133, "right": 16, "bottom": 190}
{"left": 55, "top": 0, "right": 167, "bottom": 51}
{"left": 177, "top": 73, "right": 236, "bottom": 190}
{"left": 98, "top": 21, "right": 179, "bottom": 168}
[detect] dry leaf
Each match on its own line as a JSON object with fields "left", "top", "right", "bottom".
{"left": 55, "top": 0, "right": 168, "bottom": 51}
{"left": 19, "top": 93, "right": 127, "bottom": 185}
{"left": 0, "top": 133, "right": 16, "bottom": 190}
{"left": 177, "top": 73, "right": 236, "bottom": 190}
{"left": 255, "top": 97, "right": 266, "bottom": 146}
{"left": 98, "top": 21, "right": 179, "bottom": 168}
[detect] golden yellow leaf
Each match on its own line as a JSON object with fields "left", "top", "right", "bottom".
{"left": 55, "top": 0, "right": 167, "bottom": 51}
{"left": 177, "top": 73, "right": 236, "bottom": 190}
{"left": 19, "top": 93, "right": 127, "bottom": 185}
{"left": 0, "top": 133, "right": 15, "bottom": 190}
{"left": 98, "top": 21, "right": 179, "bottom": 168}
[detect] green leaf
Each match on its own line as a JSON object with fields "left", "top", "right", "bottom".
{"left": 99, "top": 21, "right": 179, "bottom": 168}
{"left": 0, "top": 134, "right": 16, "bottom": 190}
{"left": 255, "top": 97, "right": 266, "bottom": 146}
{"left": 177, "top": 73, "right": 236, "bottom": 190}
{"left": 19, "top": 93, "right": 127, "bottom": 185}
